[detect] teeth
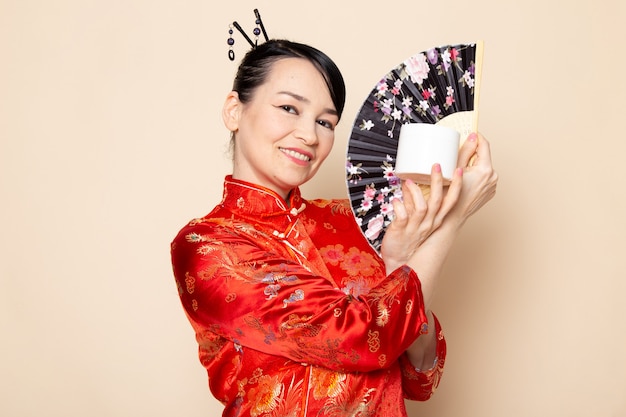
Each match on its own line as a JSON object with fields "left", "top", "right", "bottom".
{"left": 281, "top": 148, "right": 310, "bottom": 161}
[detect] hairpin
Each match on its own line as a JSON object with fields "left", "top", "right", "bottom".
{"left": 227, "top": 8, "right": 270, "bottom": 61}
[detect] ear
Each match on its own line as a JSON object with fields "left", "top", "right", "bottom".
{"left": 222, "top": 91, "right": 242, "bottom": 132}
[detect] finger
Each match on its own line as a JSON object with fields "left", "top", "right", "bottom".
{"left": 457, "top": 132, "right": 479, "bottom": 168}
{"left": 434, "top": 167, "right": 463, "bottom": 225}
{"left": 389, "top": 196, "right": 408, "bottom": 230}
{"left": 427, "top": 163, "right": 444, "bottom": 213}
{"left": 400, "top": 179, "right": 416, "bottom": 214}
{"left": 404, "top": 178, "right": 427, "bottom": 220}
{"left": 473, "top": 133, "right": 494, "bottom": 167}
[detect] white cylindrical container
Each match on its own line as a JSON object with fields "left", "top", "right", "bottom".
{"left": 394, "top": 123, "right": 460, "bottom": 184}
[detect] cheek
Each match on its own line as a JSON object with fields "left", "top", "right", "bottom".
{"left": 316, "top": 135, "right": 335, "bottom": 164}
{"left": 321, "top": 131, "right": 335, "bottom": 152}
{"left": 262, "top": 114, "right": 296, "bottom": 141}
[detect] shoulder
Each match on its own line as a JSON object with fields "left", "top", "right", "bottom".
{"left": 172, "top": 213, "right": 272, "bottom": 250}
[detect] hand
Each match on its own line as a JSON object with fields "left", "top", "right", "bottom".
{"left": 395, "top": 133, "right": 497, "bottom": 306}
{"left": 447, "top": 132, "right": 498, "bottom": 226}
{"left": 380, "top": 163, "right": 463, "bottom": 274}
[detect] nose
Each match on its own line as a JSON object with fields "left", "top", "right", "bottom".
{"left": 294, "top": 118, "right": 318, "bottom": 146}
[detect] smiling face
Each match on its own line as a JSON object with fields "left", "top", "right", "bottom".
{"left": 223, "top": 58, "right": 339, "bottom": 199}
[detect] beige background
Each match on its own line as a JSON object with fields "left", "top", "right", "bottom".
{"left": 1, "top": 0, "right": 625, "bottom": 416}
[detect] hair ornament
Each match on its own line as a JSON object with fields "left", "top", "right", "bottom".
{"left": 227, "top": 8, "right": 270, "bottom": 61}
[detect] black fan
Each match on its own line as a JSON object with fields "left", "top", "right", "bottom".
{"left": 345, "top": 42, "right": 484, "bottom": 252}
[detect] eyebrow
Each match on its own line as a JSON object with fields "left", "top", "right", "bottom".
{"left": 277, "top": 91, "right": 338, "bottom": 116}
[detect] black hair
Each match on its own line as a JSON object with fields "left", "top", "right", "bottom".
{"left": 232, "top": 39, "right": 346, "bottom": 120}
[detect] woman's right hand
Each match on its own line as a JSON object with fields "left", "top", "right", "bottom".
{"left": 444, "top": 133, "right": 498, "bottom": 226}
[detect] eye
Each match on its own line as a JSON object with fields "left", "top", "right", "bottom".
{"left": 317, "top": 119, "right": 335, "bottom": 130}
{"left": 280, "top": 105, "right": 298, "bottom": 114}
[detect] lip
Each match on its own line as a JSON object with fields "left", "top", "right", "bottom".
{"left": 279, "top": 147, "right": 314, "bottom": 165}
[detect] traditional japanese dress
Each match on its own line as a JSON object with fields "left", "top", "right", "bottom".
{"left": 171, "top": 176, "right": 446, "bottom": 417}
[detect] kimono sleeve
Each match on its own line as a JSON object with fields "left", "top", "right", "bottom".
{"left": 399, "top": 313, "right": 447, "bottom": 401}
{"left": 171, "top": 221, "right": 431, "bottom": 373}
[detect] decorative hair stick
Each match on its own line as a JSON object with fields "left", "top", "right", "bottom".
{"left": 232, "top": 21, "right": 256, "bottom": 48}
{"left": 254, "top": 9, "right": 269, "bottom": 42}
{"left": 227, "top": 9, "right": 270, "bottom": 61}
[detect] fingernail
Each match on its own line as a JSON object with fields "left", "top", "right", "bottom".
{"left": 457, "top": 167, "right": 464, "bottom": 176}
{"left": 434, "top": 163, "right": 441, "bottom": 173}
{"left": 468, "top": 133, "right": 478, "bottom": 142}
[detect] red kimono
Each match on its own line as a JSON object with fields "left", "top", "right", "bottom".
{"left": 171, "top": 176, "right": 446, "bottom": 416}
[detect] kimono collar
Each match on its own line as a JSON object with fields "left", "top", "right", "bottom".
{"left": 221, "top": 176, "right": 306, "bottom": 219}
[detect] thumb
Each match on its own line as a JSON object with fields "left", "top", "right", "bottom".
{"left": 458, "top": 132, "right": 479, "bottom": 168}
{"left": 472, "top": 133, "right": 494, "bottom": 168}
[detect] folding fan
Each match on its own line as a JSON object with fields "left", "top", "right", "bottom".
{"left": 345, "top": 41, "right": 484, "bottom": 252}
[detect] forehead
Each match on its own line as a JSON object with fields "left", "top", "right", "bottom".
{"left": 262, "top": 58, "right": 330, "bottom": 97}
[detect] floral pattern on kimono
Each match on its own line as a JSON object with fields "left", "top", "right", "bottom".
{"left": 171, "top": 176, "right": 446, "bottom": 416}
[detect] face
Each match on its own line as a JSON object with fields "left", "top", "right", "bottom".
{"left": 223, "top": 58, "right": 339, "bottom": 199}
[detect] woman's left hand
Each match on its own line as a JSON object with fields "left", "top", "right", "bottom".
{"left": 402, "top": 132, "right": 497, "bottom": 304}
{"left": 380, "top": 163, "right": 463, "bottom": 273}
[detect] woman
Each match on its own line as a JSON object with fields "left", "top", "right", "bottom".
{"left": 171, "top": 39, "right": 497, "bottom": 416}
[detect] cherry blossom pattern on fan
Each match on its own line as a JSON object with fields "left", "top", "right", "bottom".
{"left": 346, "top": 42, "right": 482, "bottom": 252}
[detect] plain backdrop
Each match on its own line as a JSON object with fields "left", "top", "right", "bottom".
{"left": 1, "top": 0, "right": 625, "bottom": 416}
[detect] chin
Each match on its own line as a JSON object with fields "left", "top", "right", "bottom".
{"left": 277, "top": 175, "right": 312, "bottom": 191}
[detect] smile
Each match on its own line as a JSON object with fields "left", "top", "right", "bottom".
{"left": 280, "top": 148, "right": 311, "bottom": 162}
